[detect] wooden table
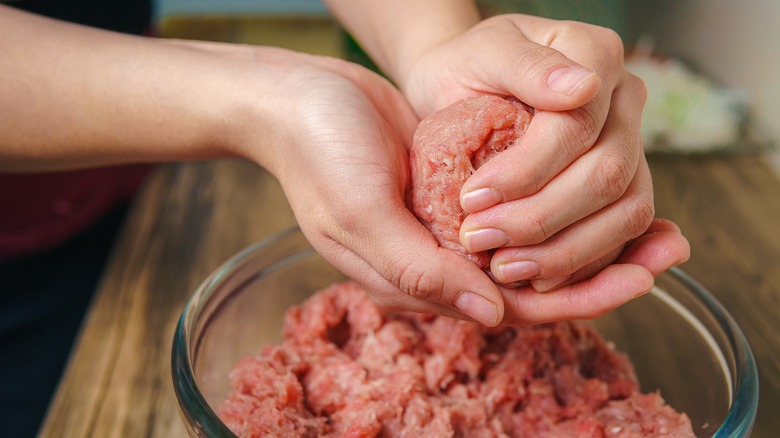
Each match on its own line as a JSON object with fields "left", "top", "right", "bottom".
{"left": 39, "top": 16, "right": 780, "bottom": 438}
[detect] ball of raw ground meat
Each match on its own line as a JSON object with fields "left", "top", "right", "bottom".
{"left": 409, "top": 95, "right": 534, "bottom": 270}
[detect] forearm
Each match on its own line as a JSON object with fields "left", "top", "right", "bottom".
{"left": 0, "top": 5, "right": 280, "bottom": 172}
{"left": 324, "top": 0, "right": 479, "bottom": 86}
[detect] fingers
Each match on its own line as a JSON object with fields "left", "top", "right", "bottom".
{"left": 458, "top": 78, "right": 639, "bottom": 216}
{"left": 498, "top": 218, "right": 689, "bottom": 325}
{"left": 499, "top": 263, "right": 655, "bottom": 325}
{"left": 370, "top": 209, "right": 506, "bottom": 327}
{"left": 462, "top": 135, "right": 643, "bottom": 253}
{"left": 462, "top": 14, "right": 627, "bottom": 113}
{"left": 452, "top": 16, "right": 655, "bottom": 304}
{"left": 310, "top": 236, "right": 473, "bottom": 321}
{"left": 459, "top": 17, "right": 638, "bottom": 212}
{"left": 459, "top": 106, "right": 607, "bottom": 213}
{"left": 510, "top": 14, "right": 627, "bottom": 79}
{"left": 615, "top": 218, "right": 691, "bottom": 275}
{"left": 460, "top": 75, "right": 647, "bottom": 255}
{"left": 487, "top": 156, "right": 653, "bottom": 286}
{"left": 320, "top": 195, "right": 506, "bottom": 326}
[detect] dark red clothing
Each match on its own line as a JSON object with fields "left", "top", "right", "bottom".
{"left": 0, "top": 165, "right": 152, "bottom": 261}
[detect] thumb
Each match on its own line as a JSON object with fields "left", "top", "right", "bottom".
{"left": 354, "top": 201, "right": 506, "bottom": 327}
{"left": 498, "top": 43, "right": 601, "bottom": 110}
{"left": 387, "top": 232, "right": 506, "bottom": 327}
{"left": 473, "top": 18, "right": 602, "bottom": 110}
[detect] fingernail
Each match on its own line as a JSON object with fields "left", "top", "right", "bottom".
{"left": 547, "top": 67, "right": 596, "bottom": 96}
{"left": 531, "top": 275, "right": 572, "bottom": 292}
{"left": 497, "top": 260, "right": 540, "bottom": 282}
{"left": 463, "top": 228, "right": 509, "bottom": 252}
{"left": 461, "top": 188, "right": 501, "bottom": 212}
{"left": 454, "top": 291, "right": 499, "bottom": 326}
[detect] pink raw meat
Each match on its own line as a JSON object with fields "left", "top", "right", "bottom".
{"left": 218, "top": 281, "right": 695, "bottom": 437}
{"left": 410, "top": 95, "right": 534, "bottom": 269}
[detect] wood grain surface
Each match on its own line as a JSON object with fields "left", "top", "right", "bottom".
{"left": 649, "top": 153, "right": 780, "bottom": 437}
{"left": 38, "top": 16, "right": 779, "bottom": 438}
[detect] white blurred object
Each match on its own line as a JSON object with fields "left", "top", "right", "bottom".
{"left": 626, "top": 38, "right": 748, "bottom": 153}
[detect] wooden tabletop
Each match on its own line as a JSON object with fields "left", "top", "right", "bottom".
{"left": 39, "top": 16, "right": 780, "bottom": 438}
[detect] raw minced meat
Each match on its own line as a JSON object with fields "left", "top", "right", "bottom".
{"left": 218, "top": 282, "right": 695, "bottom": 437}
{"left": 409, "top": 95, "right": 534, "bottom": 269}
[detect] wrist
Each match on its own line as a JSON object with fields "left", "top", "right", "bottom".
{"left": 164, "top": 41, "right": 296, "bottom": 171}
{"left": 392, "top": 11, "right": 479, "bottom": 91}
{"left": 211, "top": 45, "right": 310, "bottom": 175}
{"left": 0, "top": 6, "right": 293, "bottom": 172}
{"left": 326, "top": 0, "right": 479, "bottom": 87}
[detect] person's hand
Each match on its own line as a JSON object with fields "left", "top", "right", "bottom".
{"left": 241, "top": 50, "right": 511, "bottom": 326}
{"left": 392, "top": 14, "right": 690, "bottom": 315}
{"left": 496, "top": 218, "right": 690, "bottom": 325}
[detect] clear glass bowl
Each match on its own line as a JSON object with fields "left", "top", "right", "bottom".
{"left": 172, "top": 227, "right": 758, "bottom": 437}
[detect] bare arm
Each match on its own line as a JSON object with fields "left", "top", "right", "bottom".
{"left": 0, "top": 5, "right": 278, "bottom": 171}
{"left": 324, "top": 0, "right": 479, "bottom": 87}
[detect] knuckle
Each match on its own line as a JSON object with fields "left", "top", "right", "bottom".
{"left": 590, "top": 152, "right": 633, "bottom": 205}
{"left": 505, "top": 162, "right": 545, "bottom": 196}
{"left": 623, "top": 191, "right": 656, "bottom": 238}
{"left": 556, "top": 20, "right": 591, "bottom": 39}
{"left": 626, "top": 72, "right": 648, "bottom": 105}
{"left": 559, "top": 107, "right": 602, "bottom": 157}
{"left": 556, "top": 247, "right": 580, "bottom": 275}
{"left": 521, "top": 210, "right": 553, "bottom": 244}
{"left": 394, "top": 262, "right": 443, "bottom": 303}
{"left": 595, "top": 26, "right": 626, "bottom": 65}
{"left": 329, "top": 201, "right": 363, "bottom": 235}
{"left": 557, "top": 20, "right": 624, "bottom": 65}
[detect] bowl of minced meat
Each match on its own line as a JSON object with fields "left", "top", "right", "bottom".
{"left": 172, "top": 97, "right": 757, "bottom": 437}
{"left": 172, "top": 228, "right": 757, "bottom": 438}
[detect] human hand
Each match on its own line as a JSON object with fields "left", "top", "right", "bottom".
{"left": 496, "top": 218, "right": 690, "bottom": 325}
{"left": 394, "top": 14, "right": 690, "bottom": 316}
{"left": 0, "top": 1, "right": 507, "bottom": 329}
{"left": 246, "top": 50, "right": 510, "bottom": 326}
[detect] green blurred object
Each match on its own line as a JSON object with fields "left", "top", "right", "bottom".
{"left": 342, "top": 32, "right": 384, "bottom": 76}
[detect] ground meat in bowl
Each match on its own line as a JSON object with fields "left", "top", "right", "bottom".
{"left": 218, "top": 282, "right": 694, "bottom": 437}
{"left": 409, "top": 95, "right": 534, "bottom": 270}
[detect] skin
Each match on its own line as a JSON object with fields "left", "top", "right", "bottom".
{"left": 0, "top": 3, "right": 690, "bottom": 328}
{"left": 0, "top": 5, "right": 500, "bottom": 325}
{"left": 325, "top": 0, "right": 691, "bottom": 322}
